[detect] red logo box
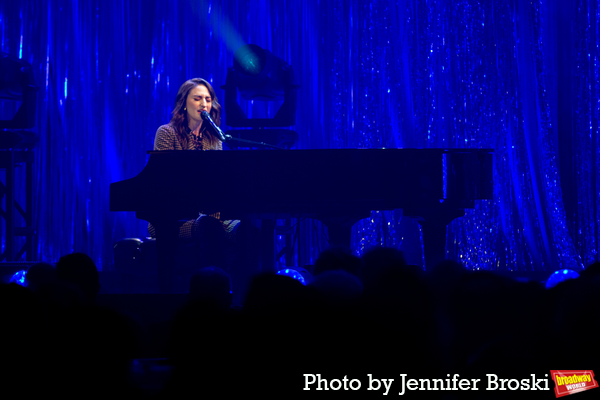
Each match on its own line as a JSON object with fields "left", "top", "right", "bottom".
{"left": 551, "top": 370, "right": 599, "bottom": 398}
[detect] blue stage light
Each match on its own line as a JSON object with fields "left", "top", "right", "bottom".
{"left": 9, "top": 270, "right": 28, "bottom": 286}
{"left": 233, "top": 44, "right": 266, "bottom": 77}
{"left": 223, "top": 44, "right": 298, "bottom": 129}
{"left": 276, "top": 267, "right": 313, "bottom": 286}
{"left": 277, "top": 268, "right": 305, "bottom": 285}
{"left": 545, "top": 269, "right": 580, "bottom": 289}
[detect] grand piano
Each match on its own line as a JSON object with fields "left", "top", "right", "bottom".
{"left": 110, "top": 148, "right": 493, "bottom": 292}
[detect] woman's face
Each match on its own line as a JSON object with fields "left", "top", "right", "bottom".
{"left": 185, "top": 84, "right": 213, "bottom": 125}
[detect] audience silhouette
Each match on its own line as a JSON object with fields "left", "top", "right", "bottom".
{"left": 2, "top": 247, "right": 598, "bottom": 398}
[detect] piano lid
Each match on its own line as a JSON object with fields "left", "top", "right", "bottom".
{"left": 109, "top": 148, "right": 493, "bottom": 219}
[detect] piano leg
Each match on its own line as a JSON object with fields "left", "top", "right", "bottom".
{"left": 408, "top": 202, "right": 466, "bottom": 270}
{"left": 261, "top": 219, "right": 276, "bottom": 273}
{"left": 418, "top": 220, "right": 449, "bottom": 270}
{"left": 152, "top": 219, "right": 180, "bottom": 293}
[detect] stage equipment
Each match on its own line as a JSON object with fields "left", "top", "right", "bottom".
{"left": 0, "top": 52, "right": 38, "bottom": 261}
{"left": 221, "top": 44, "right": 299, "bottom": 149}
{"left": 545, "top": 269, "right": 580, "bottom": 289}
{"left": 276, "top": 267, "right": 313, "bottom": 286}
{"left": 220, "top": 45, "right": 299, "bottom": 266}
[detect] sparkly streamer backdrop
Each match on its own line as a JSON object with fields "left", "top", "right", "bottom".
{"left": 0, "top": 0, "right": 597, "bottom": 272}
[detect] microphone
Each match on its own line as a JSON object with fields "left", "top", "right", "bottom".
{"left": 200, "top": 111, "right": 230, "bottom": 142}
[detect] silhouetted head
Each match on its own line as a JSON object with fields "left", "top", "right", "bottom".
{"left": 361, "top": 246, "right": 408, "bottom": 288}
{"left": 25, "top": 262, "right": 57, "bottom": 291}
{"left": 189, "top": 266, "right": 232, "bottom": 309}
{"left": 244, "top": 273, "right": 310, "bottom": 315}
{"left": 56, "top": 253, "right": 100, "bottom": 305}
{"left": 313, "top": 247, "right": 362, "bottom": 277}
{"left": 309, "top": 269, "right": 363, "bottom": 308}
{"left": 427, "top": 259, "right": 467, "bottom": 292}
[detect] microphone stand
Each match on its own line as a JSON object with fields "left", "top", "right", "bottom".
{"left": 221, "top": 134, "right": 286, "bottom": 150}
{"left": 201, "top": 110, "right": 286, "bottom": 150}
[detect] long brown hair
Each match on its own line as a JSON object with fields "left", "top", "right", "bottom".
{"left": 170, "top": 78, "right": 222, "bottom": 149}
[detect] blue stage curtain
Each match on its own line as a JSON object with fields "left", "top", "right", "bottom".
{"left": 562, "top": 0, "right": 600, "bottom": 267}
{"left": 0, "top": 0, "right": 593, "bottom": 271}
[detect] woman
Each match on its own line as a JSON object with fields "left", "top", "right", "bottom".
{"left": 148, "top": 78, "right": 238, "bottom": 269}
{"left": 153, "top": 78, "right": 222, "bottom": 152}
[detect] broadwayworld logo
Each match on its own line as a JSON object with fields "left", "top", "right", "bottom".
{"left": 551, "top": 370, "right": 599, "bottom": 398}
